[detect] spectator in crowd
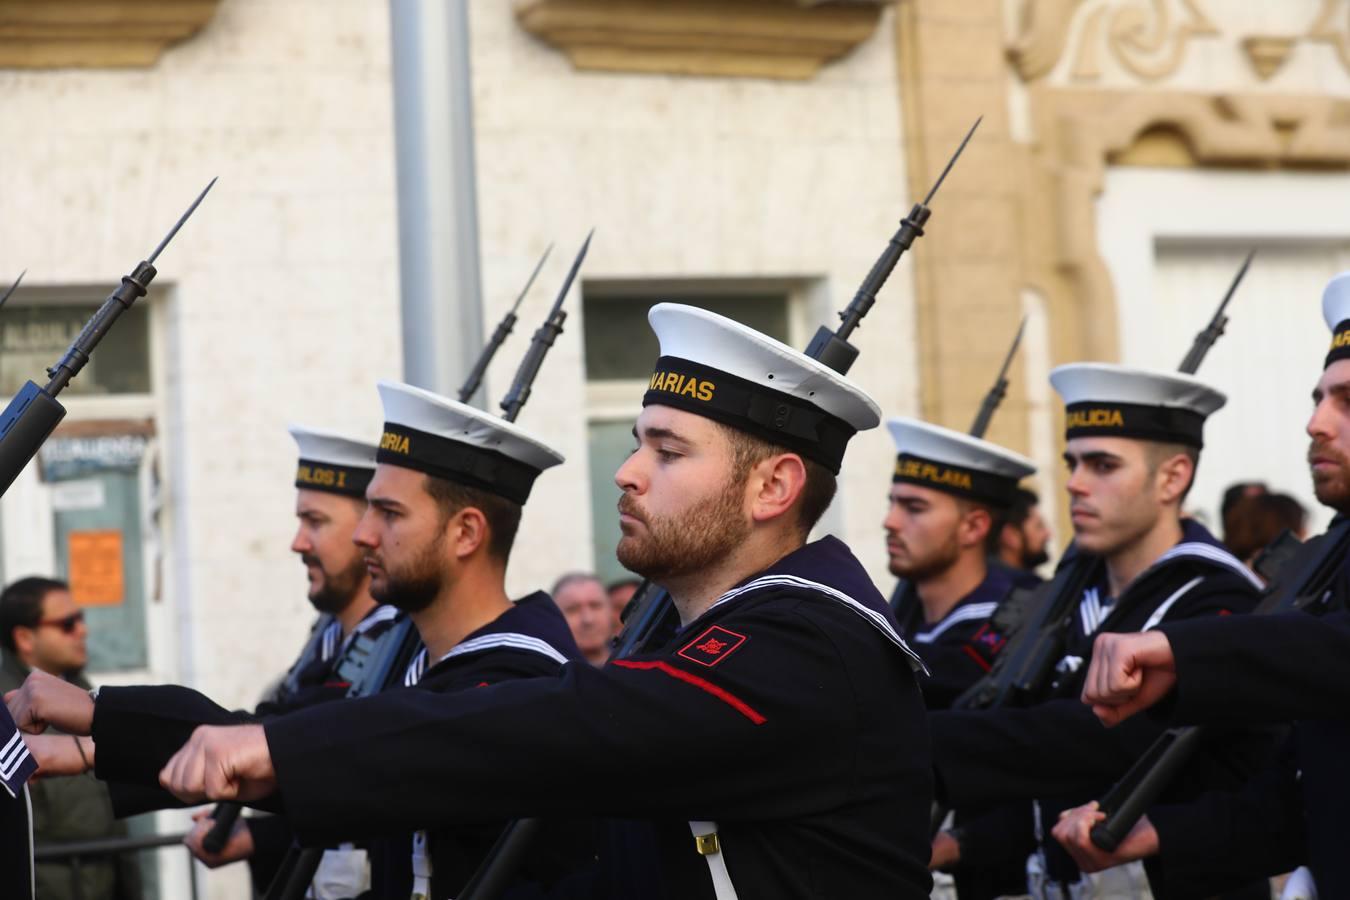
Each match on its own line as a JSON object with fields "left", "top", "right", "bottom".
{"left": 987, "top": 487, "right": 1052, "bottom": 585}
{"left": 1220, "top": 480, "right": 1268, "bottom": 554}
{"left": 1224, "top": 491, "right": 1309, "bottom": 565}
{"left": 0, "top": 577, "right": 138, "bottom": 900}
{"left": 605, "top": 577, "right": 642, "bottom": 631}
{"left": 553, "top": 573, "right": 616, "bottom": 666}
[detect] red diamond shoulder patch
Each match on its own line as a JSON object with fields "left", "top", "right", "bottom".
{"left": 677, "top": 625, "right": 748, "bottom": 668}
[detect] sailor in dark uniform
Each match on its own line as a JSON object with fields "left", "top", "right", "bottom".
{"left": 197, "top": 425, "right": 398, "bottom": 891}
{"left": 927, "top": 363, "right": 1276, "bottom": 898}
{"left": 7, "top": 381, "right": 588, "bottom": 899}
{"left": 1057, "top": 272, "right": 1350, "bottom": 899}
{"left": 885, "top": 416, "right": 1037, "bottom": 710}
{"left": 85, "top": 303, "right": 936, "bottom": 899}
{"left": 882, "top": 417, "right": 1037, "bottom": 899}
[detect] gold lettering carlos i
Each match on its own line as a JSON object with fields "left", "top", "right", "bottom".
{"left": 648, "top": 371, "right": 715, "bottom": 402}
{"left": 296, "top": 466, "right": 349, "bottom": 489}
{"left": 1066, "top": 408, "right": 1125, "bottom": 429}
{"left": 381, "top": 432, "right": 411, "bottom": 455}
{"left": 895, "top": 459, "right": 974, "bottom": 491}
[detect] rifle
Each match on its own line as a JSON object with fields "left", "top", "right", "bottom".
{"left": 0, "top": 180, "right": 215, "bottom": 497}
{"left": 458, "top": 244, "right": 553, "bottom": 403}
{"left": 264, "top": 253, "right": 591, "bottom": 899}
{"left": 261, "top": 617, "right": 424, "bottom": 898}
{"left": 0, "top": 270, "right": 24, "bottom": 310}
{"left": 969, "top": 317, "right": 1026, "bottom": 439}
{"left": 1178, "top": 249, "right": 1254, "bottom": 375}
{"left": 1088, "top": 520, "right": 1346, "bottom": 850}
{"left": 500, "top": 231, "right": 590, "bottom": 423}
{"left": 459, "top": 119, "right": 984, "bottom": 900}
{"left": 932, "top": 253, "right": 1255, "bottom": 831}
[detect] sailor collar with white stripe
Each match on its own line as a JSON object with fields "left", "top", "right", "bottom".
{"left": 643, "top": 304, "right": 881, "bottom": 474}
{"left": 321, "top": 604, "right": 400, "bottom": 662}
{"left": 682, "top": 536, "right": 927, "bottom": 674}
{"left": 402, "top": 592, "right": 579, "bottom": 685}
{"left": 1076, "top": 519, "right": 1259, "bottom": 610}
{"left": 899, "top": 565, "right": 1013, "bottom": 645}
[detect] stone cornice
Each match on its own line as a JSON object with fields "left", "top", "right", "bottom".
{"left": 0, "top": 0, "right": 221, "bottom": 69}
{"left": 515, "top": 0, "right": 892, "bottom": 80}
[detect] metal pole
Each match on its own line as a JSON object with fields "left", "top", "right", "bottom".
{"left": 389, "top": 0, "right": 486, "bottom": 398}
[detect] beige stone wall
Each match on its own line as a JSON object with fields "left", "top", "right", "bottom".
{"left": 470, "top": 2, "right": 921, "bottom": 593}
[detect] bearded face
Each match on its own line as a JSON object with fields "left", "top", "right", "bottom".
{"left": 368, "top": 528, "right": 445, "bottom": 614}
{"left": 614, "top": 407, "right": 753, "bottom": 585}
{"left": 1307, "top": 361, "right": 1350, "bottom": 514}
{"left": 616, "top": 473, "right": 750, "bottom": 582}
{"left": 303, "top": 550, "right": 368, "bottom": 614}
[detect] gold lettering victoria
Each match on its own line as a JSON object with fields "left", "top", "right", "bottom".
{"left": 381, "top": 432, "right": 411, "bottom": 455}
{"left": 648, "top": 371, "right": 715, "bottom": 402}
{"left": 1332, "top": 330, "right": 1350, "bottom": 350}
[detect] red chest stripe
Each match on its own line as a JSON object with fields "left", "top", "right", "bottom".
{"left": 612, "top": 659, "right": 767, "bottom": 725}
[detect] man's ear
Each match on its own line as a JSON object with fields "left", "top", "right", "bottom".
{"left": 1155, "top": 453, "right": 1195, "bottom": 506}
{"left": 958, "top": 506, "right": 993, "bottom": 550}
{"left": 449, "top": 507, "right": 491, "bottom": 559}
{"left": 12, "top": 626, "right": 35, "bottom": 659}
{"left": 748, "top": 454, "right": 807, "bottom": 526}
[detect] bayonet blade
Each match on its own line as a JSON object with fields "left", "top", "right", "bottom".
{"left": 922, "top": 116, "right": 982, "bottom": 207}
{"left": 0, "top": 270, "right": 26, "bottom": 310}
{"left": 510, "top": 243, "right": 553, "bottom": 316}
{"left": 548, "top": 229, "right": 593, "bottom": 317}
{"left": 995, "top": 316, "right": 1027, "bottom": 383}
{"left": 1215, "top": 248, "right": 1257, "bottom": 318}
{"left": 148, "top": 177, "right": 218, "bottom": 265}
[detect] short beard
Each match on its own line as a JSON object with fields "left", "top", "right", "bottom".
{"left": 888, "top": 531, "right": 961, "bottom": 582}
{"left": 1310, "top": 440, "right": 1350, "bottom": 512}
{"left": 616, "top": 474, "right": 750, "bottom": 582}
{"left": 1021, "top": 546, "right": 1051, "bottom": 569}
{"left": 372, "top": 534, "right": 445, "bottom": 614}
{"left": 304, "top": 553, "right": 367, "bottom": 615}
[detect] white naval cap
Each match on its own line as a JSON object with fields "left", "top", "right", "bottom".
{"left": 289, "top": 425, "right": 378, "bottom": 499}
{"left": 1050, "top": 363, "right": 1226, "bottom": 448}
{"left": 376, "top": 380, "right": 564, "bottom": 505}
{"left": 643, "top": 303, "right": 881, "bottom": 474}
{"left": 1321, "top": 271, "right": 1350, "bottom": 368}
{"left": 886, "top": 417, "right": 1035, "bottom": 507}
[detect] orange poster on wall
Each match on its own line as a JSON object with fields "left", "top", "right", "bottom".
{"left": 67, "top": 530, "right": 124, "bottom": 606}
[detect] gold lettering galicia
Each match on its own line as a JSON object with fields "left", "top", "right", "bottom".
{"left": 1066, "top": 409, "right": 1125, "bottom": 429}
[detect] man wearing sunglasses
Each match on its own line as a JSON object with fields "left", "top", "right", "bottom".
{"left": 0, "top": 577, "right": 137, "bottom": 900}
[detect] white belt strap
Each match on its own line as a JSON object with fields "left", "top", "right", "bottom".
{"left": 410, "top": 829, "right": 432, "bottom": 900}
{"left": 689, "top": 820, "right": 739, "bottom": 900}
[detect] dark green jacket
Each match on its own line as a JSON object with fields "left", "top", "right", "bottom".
{"left": 0, "top": 653, "right": 139, "bottom": 900}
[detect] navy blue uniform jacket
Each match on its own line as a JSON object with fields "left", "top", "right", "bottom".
{"left": 262, "top": 537, "right": 935, "bottom": 899}
{"left": 1140, "top": 558, "right": 1350, "bottom": 897}
{"left": 928, "top": 522, "right": 1278, "bottom": 889}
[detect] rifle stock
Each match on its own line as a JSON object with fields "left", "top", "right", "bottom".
{"left": 1088, "top": 520, "right": 1350, "bottom": 850}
